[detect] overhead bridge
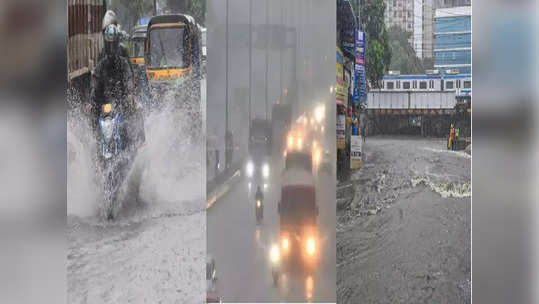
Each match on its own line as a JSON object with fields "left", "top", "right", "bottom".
{"left": 366, "top": 91, "right": 457, "bottom": 115}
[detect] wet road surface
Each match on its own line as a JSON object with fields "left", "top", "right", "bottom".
{"left": 207, "top": 153, "right": 336, "bottom": 303}
{"left": 337, "top": 136, "right": 471, "bottom": 304}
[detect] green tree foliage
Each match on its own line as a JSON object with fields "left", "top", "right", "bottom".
{"left": 387, "top": 25, "right": 424, "bottom": 74}
{"left": 359, "top": 0, "right": 391, "bottom": 89}
{"left": 166, "top": 0, "right": 206, "bottom": 25}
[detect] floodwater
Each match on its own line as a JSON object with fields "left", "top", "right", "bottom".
{"left": 337, "top": 136, "right": 471, "bottom": 304}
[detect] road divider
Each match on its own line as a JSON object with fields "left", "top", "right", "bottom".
{"left": 206, "top": 169, "right": 241, "bottom": 209}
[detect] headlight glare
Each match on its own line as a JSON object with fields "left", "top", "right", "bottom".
{"left": 262, "top": 163, "right": 270, "bottom": 178}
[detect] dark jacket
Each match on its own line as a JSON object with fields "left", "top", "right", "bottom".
{"left": 90, "top": 54, "right": 135, "bottom": 117}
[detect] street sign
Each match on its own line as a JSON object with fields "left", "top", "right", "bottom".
{"left": 350, "top": 135, "right": 362, "bottom": 169}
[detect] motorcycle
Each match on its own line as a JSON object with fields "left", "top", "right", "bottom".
{"left": 97, "top": 102, "right": 139, "bottom": 220}
{"left": 255, "top": 197, "right": 264, "bottom": 225}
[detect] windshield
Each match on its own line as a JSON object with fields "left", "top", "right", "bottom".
{"left": 132, "top": 38, "right": 145, "bottom": 58}
{"left": 280, "top": 186, "right": 316, "bottom": 226}
{"left": 285, "top": 153, "right": 312, "bottom": 171}
{"left": 250, "top": 120, "right": 270, "bottom": 140}
{"left": 148, "top": 26, "right": 190, "bottom": 69}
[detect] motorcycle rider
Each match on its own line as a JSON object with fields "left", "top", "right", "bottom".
{"left": 255, "top": 185, "right": 264, "bottom": 222}
{"left": 98, "top": 10, "right": 130, "bottom": 61}
{"left": 89, "top": 11, "right": 144, "bottom": 148}
{"left": 255, "top": 185, "right": 264, "bottom": 202}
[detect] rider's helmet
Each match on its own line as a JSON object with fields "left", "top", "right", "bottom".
{"left": 102, "top": 10, "right": 120, "bottom": 56}
{"left": 103, "top": 24, "right": 120, "bottom": 56}
{"left": 102, "top": 10, "right": 118, "bottom": 31}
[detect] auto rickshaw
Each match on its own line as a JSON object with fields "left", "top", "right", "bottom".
{"left": 144, "top": 14, "right": 202, "bottom": 101}
{"left": 129, "top": 24, "right": 147, "bottom": 66}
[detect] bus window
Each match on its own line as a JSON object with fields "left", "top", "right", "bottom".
{"left": 446, "top": 81, "right": 454, "bottom": 89}
{"left": 464, "top": 80, "right": 471, "bottom": 88}
{"left": 419, "top": 81, "right": 427, "bottom": 89}
{"left": 386, "top": 82, "right": 394, "bottom": 90}
{"left": 403, "top": 82, "right": 410, "bottom": 89}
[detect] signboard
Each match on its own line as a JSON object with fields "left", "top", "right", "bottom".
{"left": 350, "top": 135, "right": 363, "bottom": 169}
{"left": 337, "top": 114, "right": 346, "bottom": 150}
{"left": 336, "top": 48, "right": 345, "bottom": 99}
{"left": 355, "top": 30, "right": 367, "bottom": 104}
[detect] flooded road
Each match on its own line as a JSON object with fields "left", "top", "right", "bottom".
{"left": 337, "top": 136, "right": 471, "bottom": 303}
{"left": 67, "top": 78, "right": 207, "bottom": 303}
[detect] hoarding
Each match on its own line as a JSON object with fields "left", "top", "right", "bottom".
{"left": 350, "top": 135, "right": 362, "bottom": 169}
{"left": 337, "top": 114, "right": 346, "bottom": 150}
{"left": 355, "top": 30, "right": 367, "bottom": 104}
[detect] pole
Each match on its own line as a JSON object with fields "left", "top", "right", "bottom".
{"left": 225, "top": 0, "right": 229, "bottom": 168}
{"left": 265, "top": 0, "right": 269, "bottom": 121}
{"left": 153, "top": 0, "right": 157, "bottom": 15}
{"left": 279, "top": 0, "right": 283, "bottom": 105}
{"left": 249, "top": 0, "right": 252, "bottom": 124}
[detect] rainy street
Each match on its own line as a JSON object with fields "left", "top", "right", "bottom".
{"left": 67, "top": 75, "right": 207, "bottom": 303}
{"left": 337, "top": 136, "right": 471, "bottom": 304}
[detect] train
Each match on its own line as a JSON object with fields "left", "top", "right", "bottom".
{"left": 380, "top": 70, "right": 471, "bottom": 98}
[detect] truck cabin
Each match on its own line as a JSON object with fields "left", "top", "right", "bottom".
{"left": 145, "top": 14, "right": 200, "bottom": 81}
{"left": 285, "top": 150, "right": 313, "bottom": 173}
{"left": 249, "top": 118, "right": 271, "bottom": 157}
{"left": 279, "top": 184, "right": 318, "bottom": 227}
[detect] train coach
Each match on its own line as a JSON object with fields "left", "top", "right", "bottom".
{"left": 380, "top": 70, "right": 471, "bottom": 98}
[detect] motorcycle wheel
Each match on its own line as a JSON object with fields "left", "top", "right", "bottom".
{"left": 104, "top": 171, "right": 115, "bottom": 220}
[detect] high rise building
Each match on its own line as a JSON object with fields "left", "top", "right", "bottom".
{"left": 423, "top": 0, "right": 471, "bottom": 60}
{"left": 434, "top": 6, "right": 471, "bottom": 74}
{"left": 384, "top": 0, "right": 419, "bottom": 55}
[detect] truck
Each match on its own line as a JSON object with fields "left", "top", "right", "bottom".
{"left": 277, "top": 166, "right": 319, "bottom": 274}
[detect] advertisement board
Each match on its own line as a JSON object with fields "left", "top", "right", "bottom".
{"left": 350, "top": 135, "right": 363, "bottom": 169}
{"left": 355, "top": 30, "right": 367, "bottom": 104}
{"left": 336, "top": 47, "right": 345, "bottom": 99}
{"left": 337, "top": 114, "right": 346, "bottom": 150}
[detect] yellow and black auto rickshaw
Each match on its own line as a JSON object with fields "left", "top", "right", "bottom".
{"left": 129, "top": 24, "right": 147, "bottom": 67}
{"left": 144, "top": 14, "right": 202, "bottom": 100}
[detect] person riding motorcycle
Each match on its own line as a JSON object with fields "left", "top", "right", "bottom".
{"left": 98, "top": 10, "right": 130, "bottom": 61}
{"left": 89, "top": 16, "right": 144, "bottom": 148}
{"left": 255, "top": 186, "right": 264, "bottom": 202}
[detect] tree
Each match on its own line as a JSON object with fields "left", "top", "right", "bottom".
{"left": 387, "top": 25, "right": 423, "bottom": 74}
{"left": 359, "top": 0, "right": 391, "bottom": 89}
{"left": 166, "top": 0, "right": 206, "bottom": 25}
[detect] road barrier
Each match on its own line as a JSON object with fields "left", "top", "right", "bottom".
{"left": 206, "top": 162, "right": 243, "bottom": 209}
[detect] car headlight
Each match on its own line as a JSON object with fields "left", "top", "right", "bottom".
{"left": 270, "top": 244, "right": 280, "bottom": 264}
{"left": 306, "top": 237, "right": 315, "bottom": 256}
{"left": 246, "top": 161, "right": 254, "bottom": 177}
{"left": 287, "top": 135, "right": 294, "bottom": 149}
{"left": 99, "top": 117, "right": 114, "bottom": 141}
{"left": 282, "top": 238, "right": 289, "bottom": 250}
{"left": 262, "top": 163, "right": 270, "bottom": 178}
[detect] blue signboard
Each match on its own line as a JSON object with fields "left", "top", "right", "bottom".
{"left": 355, "top": 30, "right": 367, "bottom": 104}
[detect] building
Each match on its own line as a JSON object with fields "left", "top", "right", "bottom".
{"left": 384, "top": 0, "right": 419, "bottom": 56}
{"left": 435, "top": 0, "right": 471, "bottom": 8}
{"left": 422, "top": 0, "right": 471, "bottom": 60}
{"left": 434, "top": 6, "right": 471, "bottom": 74}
